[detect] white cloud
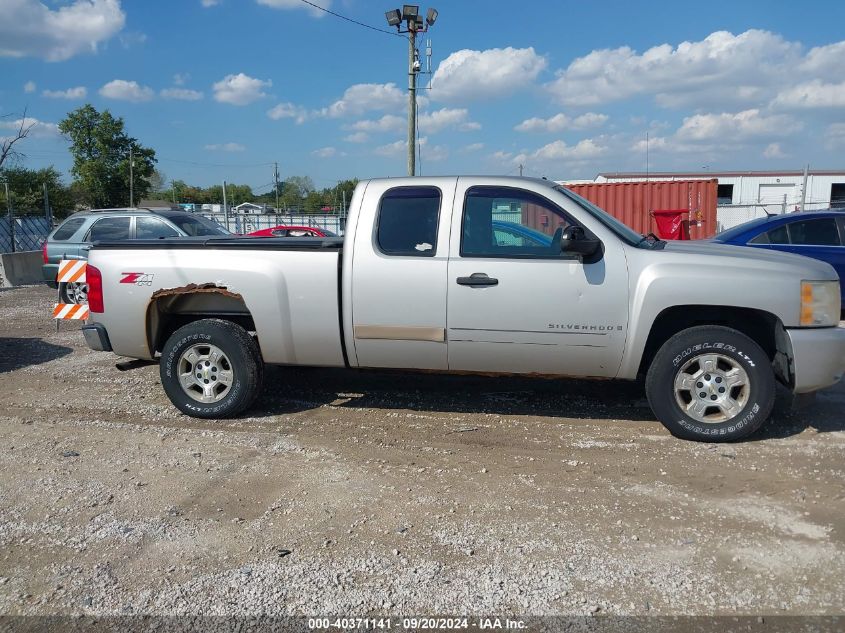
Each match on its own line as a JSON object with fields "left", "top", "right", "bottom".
{"left": 826, "top": 123, "right": 845, "bottom": 149}
{"left": 213, "top": 73, "right": 271, "bottom": 106}
{"left": 43, "top": 86, "right": 87, "bottom": 99}
{"left": 201, "top": 0, "right": 220, "bottom": 6}
{"left": 321, "top": 83, "right": 405, "bottom": 118}
{"left": 161, "top": 88, "right": 203, "bottom": 101}
{"left": 0, "top": 117, "right": 59, "bottom": 139}
{"left": 675, "top": 109, "right": 801, "bottom": 141}
{"left": 773, "top": 80, "right": 845, "bottom": 109}
{"left": 514, "top": 139, "right": 608, "bottom": 165}
{"left": 374, "top": 139, "right": 406, "bottom": 157}
{"left": 204, "top": 142, "right": 245, "bottom": 152}
{"left": 256, "top": 0, "right": 330, "bottom": 16}
{"left": 432, "top": 47, "right": 547, "bottom": 103}
{"left": 173, "top": 73, "right": 189, "bottom": 85}
{"left": 418, "top": 108, "right": 479, "bottom": 134}
{"left": 547, "top": 30, "right": 809, "bottom": 108}
{"left": 351, "top": 114, "right": 404, "bottom": 133}
{"left": 491, "top": 150, "right": 513, "bottom": 162}
{"left": 374, "top": 137, "right": 445, "bottom": 161}
{"left": 515, "top": 112, "right": 608, "bottom": 133}
{"left": 99, "top": 79, "right": 154, "bottom": 102}
{"left": 0, "top": 0, "right": 125, "bottom": 62}
{"left": 23, "top": 80, "right": 36, "bottom": 93}
{"left": 344, "top": 132, "right": 369, "bottom": 143}
{"left": 312, "top": 146, "right": 344, "bottom": 158}
{"left": 267, "top": 102, "right": 308, "bottom": 123}
{"left": 763, "top": 143, "right": 786, "bottom": 158}
{"left": 461, "top": 142, "right": 484, "bottom": 153}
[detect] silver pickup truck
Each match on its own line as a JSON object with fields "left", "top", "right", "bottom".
{"left": 82, "top": 176, "right": 845, "bottom": 442}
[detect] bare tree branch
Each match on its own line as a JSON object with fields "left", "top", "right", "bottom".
{"left": 0, "top": 106, "right": 36, "bottom": 171}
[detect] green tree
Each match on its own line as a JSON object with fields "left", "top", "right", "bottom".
{"left": 0, "top": 165, "right": 76, "bottom": 217}
{"left": 58, "top": 104, "right": 157, "bottom": 208}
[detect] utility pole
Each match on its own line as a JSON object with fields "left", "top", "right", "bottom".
{"left": 385, "top": 6, "right": 438, "bottom": 177}
{"left": 518, "top": 164, "right": 523, "bottom": 177}
{"left": 222, "top": 180, "right": 229, "bottom": 232}
{"left": 273, "top": 162, "right": 280, "bottom": 212}
{"left": 408, "top": 29, "right": 417, "bottom": 177}
{"left": 800, "top": 163, "right": 809, "bottom": 212}
{"left": 129, "top": 146, "right": 135, "bottom": 207}
{"left": 4, "top": 180, "right": 14, "bottom": 253}
{"left": 43, "top": 182, "right": 50, "bottom": 223}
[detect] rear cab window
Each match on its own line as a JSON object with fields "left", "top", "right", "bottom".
{"left": 376, "top": 187, "right": 441, "bottom": 256}
{"left": 51, "top": 217, "right": 86, "bottom": 241}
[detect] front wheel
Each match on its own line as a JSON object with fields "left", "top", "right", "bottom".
{"left": 160, "top": 319, "right": 263, "bottom": 418}
{"left": 645, "top": 325, "right": 775, "bottom": 442}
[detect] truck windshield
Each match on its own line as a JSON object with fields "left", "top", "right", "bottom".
{"left": 554, "top": 186, "right": 655, "bottom": 248}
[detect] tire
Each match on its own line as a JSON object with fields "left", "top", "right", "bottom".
{"left": 160, "top": 319, "right": 263, "bottom": 419}
{"left": 645, "top": 325, "right": 774, "bottom": 442}
{"left": 58, "top": 281, "right": 88, "bottom": 305}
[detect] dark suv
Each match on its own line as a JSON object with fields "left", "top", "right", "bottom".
{"left": 43, "top": 208, "right": 230, "bottom": 303}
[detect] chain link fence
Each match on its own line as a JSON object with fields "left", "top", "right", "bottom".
{"left": 199, "top": 213, "right": 347, "bottom": 236}
{"left": 1, "top": 216, "right": 52, "bottom": 253}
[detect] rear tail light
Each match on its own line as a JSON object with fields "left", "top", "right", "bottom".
{"left": 41, "top": 242, "right": 48, "bottom": 264}
{"left": 87, "top": 264, "right": 104, "bottom": 313}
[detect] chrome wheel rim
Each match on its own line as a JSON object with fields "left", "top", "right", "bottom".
{"left": 177, "top": 344, "right": 234, "bottom": 404}
{"left": 65, "top": 282, "right": 89, "bottom": 305}
{"left": 673, "top": 353, "right": 750, "bottom": 423}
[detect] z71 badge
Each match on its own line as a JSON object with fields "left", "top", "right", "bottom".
{"left": 120, "top": 272, "right": 155, "bottom": 286}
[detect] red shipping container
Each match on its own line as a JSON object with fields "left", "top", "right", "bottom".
{"left": 564, "top": 179, "right": 718, "bottom": 239}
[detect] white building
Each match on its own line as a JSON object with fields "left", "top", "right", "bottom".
{"left": 591, "top": 170, "right": 845, "bottom": 231}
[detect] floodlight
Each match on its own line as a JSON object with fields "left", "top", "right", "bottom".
{"left": 402, "top": 4, "right": 419, "bottom": 20}
{"left": 414, "top": 15, "right": 423, "bottom": 30}
{"left": 425, "top": 7, "right": 437, "bottom": 25}
{"left": 384, "top": 9, "right": 401, "bottom": 26}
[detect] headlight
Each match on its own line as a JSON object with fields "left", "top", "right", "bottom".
{"left": 800, "top": 280, "right": 841, "bottom": 326}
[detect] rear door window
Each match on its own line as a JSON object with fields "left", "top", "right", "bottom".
{"left": 135, "top": 217, "right": 180, "bottom": 239}
{"left": 787, "top": 218, "right": 841, "bottom": 246}
{"left": 766, "top": 225, "right": 790, "bottom": 245}
{"left": 87, "top": 216, "right": 131, "bottom": 242}
{"left": 52, "top": 217, "right": 86, "bottom": 241}
{"left": 376, "top": 187, "right": 441, "bottom": 256}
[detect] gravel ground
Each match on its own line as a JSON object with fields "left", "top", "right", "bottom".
{"left": 1, "top": 284, "right": 844, "bottom": 618}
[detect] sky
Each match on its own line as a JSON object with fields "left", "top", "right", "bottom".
{"left": 2, "top": 0, "right": 845, "bottom": 195}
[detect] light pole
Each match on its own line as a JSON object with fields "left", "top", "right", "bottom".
{"left": 385, "top": 5, "right": 437, "bottom": 177}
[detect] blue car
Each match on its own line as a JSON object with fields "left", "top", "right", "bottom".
{"left": 712, "top": 211, "right": 845, "bottom": 311}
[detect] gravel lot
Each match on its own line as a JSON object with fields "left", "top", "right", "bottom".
{"left": 1, "top": 284, "right": 844, "bottom": 618}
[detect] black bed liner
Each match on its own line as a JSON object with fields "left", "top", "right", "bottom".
{"left": 92, "top": 236, "right": 345, "bottom": 251}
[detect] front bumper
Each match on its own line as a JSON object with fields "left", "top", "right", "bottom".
{"left": 81, "top": 323, "right": 113, "bottom": 352}
{"left": 42, "top": 264, "right": 58, "bottom": 288}
{"left": 786, "top": 324, "right": 845, "bottom": 394}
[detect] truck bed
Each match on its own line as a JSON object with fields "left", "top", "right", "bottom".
{"left": 92, "top": 236, "right": 345, "bottom": 250}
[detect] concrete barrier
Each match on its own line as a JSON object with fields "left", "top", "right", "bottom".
{"left": 0, "top": 251, "right": 44, "bottom": 288}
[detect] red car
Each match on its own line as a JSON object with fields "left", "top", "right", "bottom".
{"left": 247, "top": 225, "right": 337, "bottom": 238}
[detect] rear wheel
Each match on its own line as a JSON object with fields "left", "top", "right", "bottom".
{"left": 160, "top": 319, "right": 263, "bottom": 418}
{"left": 645, "top": 325, "right": 774, "bottom": 442}
{"left": 58, "top": 281, "right": 88, "bottom": 305}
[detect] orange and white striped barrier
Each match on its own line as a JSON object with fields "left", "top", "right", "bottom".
{"left": 57, "top": 259, "right": 87, "bottom": 284}
{"left": 53, "top": 303, "right": 90, "bottom": 320}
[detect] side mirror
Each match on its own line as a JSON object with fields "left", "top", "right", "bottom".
{"left": 560, "top": 225, "right": 602, "bottom": 262}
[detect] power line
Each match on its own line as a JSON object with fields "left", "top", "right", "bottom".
{"left": 297, "top": 0, "right": 405, "bottom": 38}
